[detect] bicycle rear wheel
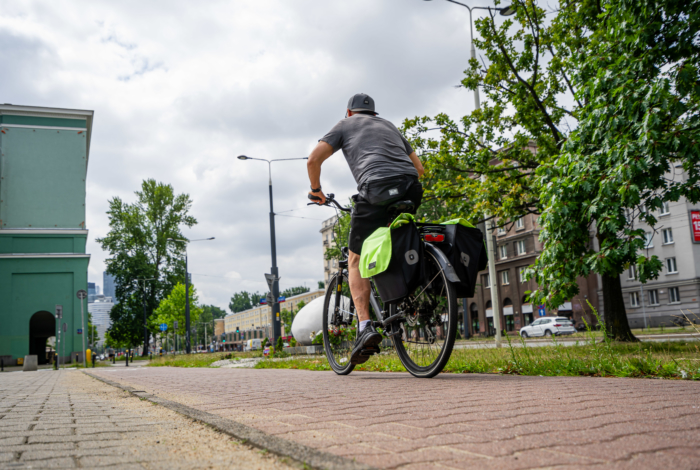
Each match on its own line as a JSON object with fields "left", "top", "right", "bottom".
{"left": 391, "top": 249, "right": 457, "bottom": 378}
{"left": 322, "top": 271, "right": 358, "bottom": 375}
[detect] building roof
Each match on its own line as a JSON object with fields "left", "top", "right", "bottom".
{"left": 0, "top": 104, "right": 95, "bottom": 167}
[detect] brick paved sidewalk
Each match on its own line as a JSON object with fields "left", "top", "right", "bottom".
{"left": 0, "top": 370, "right": 294, "bottom": 469}
{"left": 90, "top": 367, "right": 700, "bottom": 470}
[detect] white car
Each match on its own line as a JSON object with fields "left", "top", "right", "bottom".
{"left": 520, "top": 317, "right": 576, "bottom": 338}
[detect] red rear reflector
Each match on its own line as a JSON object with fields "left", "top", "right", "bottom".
{"left": 553, "top": 324, "right": 561, "bottom": 327}
{"left": 425, "top": 234, "right": 445, "bottom": 242}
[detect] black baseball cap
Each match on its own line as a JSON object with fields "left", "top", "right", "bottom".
{"left": 347, "top": 93, "right": 377, "bottom": 115}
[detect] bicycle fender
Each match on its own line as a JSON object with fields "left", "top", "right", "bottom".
{"left": 424, "top": 243, "right": 461, "bottom": 283}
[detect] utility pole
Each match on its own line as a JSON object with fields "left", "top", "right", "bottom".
{"left": 236, "top": 155, "right": 308, "bottom": 344}
{"left": 167, "top": 238, "right": 214, "bottom": 353}
{"left": 77, "top": 290, "right": 88, "bottom": 366}
{"left": 424, "top": 0, "right": 515, "bottom": 347}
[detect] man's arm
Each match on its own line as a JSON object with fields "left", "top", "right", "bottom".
{"left": 408, "top": 151, "right": 425, "bottom": 178}
{"left": 307, "top": 141, "right": 335, "bottom": 204}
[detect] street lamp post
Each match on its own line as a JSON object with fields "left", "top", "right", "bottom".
{"left": 167, "top": 237, "right": 215, "bottom": 353}
{"left": 236, "top": 155, "right": 308, "bottom": 344}
{"left": 424, "top": 0, "right": 515, "bottom": 347}
{"left": 135, "top": 278, "right": 156, "bottom": 356}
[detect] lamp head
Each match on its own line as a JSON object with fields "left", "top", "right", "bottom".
{"left": 237, "top": 155, "right": 249, "bottom": 160}
{"left": 500, "top": 5, "right": 516, "bottom": 16}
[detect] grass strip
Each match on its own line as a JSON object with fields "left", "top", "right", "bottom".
{"left": 147, "top": 351, "right": 262, "bottom": 368}
{"left": 254, "top": 340, "right": 700, "bottom": 379}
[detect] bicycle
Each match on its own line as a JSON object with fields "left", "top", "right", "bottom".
{"left": 309, "top": 193, "right": 459, "bottom": 378}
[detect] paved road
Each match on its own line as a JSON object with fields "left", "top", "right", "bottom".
{"left": 90, "top": 367, "right": 700, "bottom": 470}
{"left": 0, "top": 370, "right": 293, "bottom": 469}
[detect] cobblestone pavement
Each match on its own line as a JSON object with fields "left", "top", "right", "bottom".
{"left": 90, "top": 367, "right": 700, "bottom": 470}
{"left": 0, "top": 370, "right": 295, "bottom": 469}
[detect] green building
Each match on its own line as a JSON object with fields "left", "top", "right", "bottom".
{"left": 0, "top": 104, "right": 94, "bottom": 365}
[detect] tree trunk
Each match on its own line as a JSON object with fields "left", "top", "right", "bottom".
{"left": 601, "top": 273, "right": 638, "bottom": 341}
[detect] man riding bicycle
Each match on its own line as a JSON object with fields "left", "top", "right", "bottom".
{"left": 307, "top": 93, "right": 425, "bottom": 365}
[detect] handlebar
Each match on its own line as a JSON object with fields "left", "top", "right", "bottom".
{"left": 307, "top": 192, "right": 351, "bottom": 213}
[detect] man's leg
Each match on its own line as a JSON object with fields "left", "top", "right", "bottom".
{"left": 348, "top": 250, "right": 371, "bottom": 323}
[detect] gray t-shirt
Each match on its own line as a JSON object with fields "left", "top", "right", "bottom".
{"left": 320, "top": 114, "right": 418, "bottom": 188}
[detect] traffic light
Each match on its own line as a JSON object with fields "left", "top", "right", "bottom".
{"left": 236, "top": 326, "right": 239, "bottom": 333}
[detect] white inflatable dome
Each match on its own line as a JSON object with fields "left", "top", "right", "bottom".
{"left": 291, "top": 293, "right": 351, "bottom": 345}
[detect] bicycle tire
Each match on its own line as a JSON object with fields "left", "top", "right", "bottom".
{"left": 392, "top": 250, "right": 457, "bottom": 378}
{"left": 322, "top": 271, "right": 357, "bottom": 375}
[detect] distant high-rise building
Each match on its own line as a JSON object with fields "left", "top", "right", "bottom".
{"left": 88, "top": 282, "right": 97, "bottom": 303}
{"left": 88, "top": 296, "right": 114, "bottom": 346}
{"left": 103, "top": 272, "right": 116, "bottom": 301}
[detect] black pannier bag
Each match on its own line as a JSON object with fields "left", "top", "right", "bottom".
{"left": 440, "top": 222, "right": 488, "bottom": 298}
{"left": 373, "top": 221, "right": 424, "bottom": 304}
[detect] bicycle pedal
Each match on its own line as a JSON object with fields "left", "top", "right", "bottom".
{"left": 360, "top": 346, "right": 380, "bottom": 356}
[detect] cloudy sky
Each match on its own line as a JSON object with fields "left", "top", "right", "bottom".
{"left": 1, "top": 0, "right": 512, "bottom": 312}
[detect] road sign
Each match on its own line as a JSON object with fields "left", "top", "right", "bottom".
{"left": 174, "top": 320, "right": 178, "bottom": 329}
{"left": 159, "top": 323, "right": 168, "bottom": 332}
{"left": 77, "top": 329, "right": 83, "bottom": 334}
{"left": 264, "top": 273, "right": 276, "bottom": 290}
{"left": 55, "top": 305, "right": 63, "bottom": 319}
{"left": 76, "top": 289, "right": 88, "bottom": 300}
{"left": 538, "top": 305, "right": 546, "bottom": 316}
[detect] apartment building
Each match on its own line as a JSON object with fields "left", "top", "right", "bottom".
{"left": 466, "top": 215, "right": 600, "bottom": 336}
{"left": 223, "top": 290, "right": 324, "bottom": 336}
{"left": 320, "top": 215, "right": 338, "bottom": 285}
{"left": 616, "top": 196, "right": 700, "bottom": 327}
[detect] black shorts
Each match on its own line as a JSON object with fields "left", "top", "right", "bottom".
{"left": 348, "top": 179, "right": 423, "bottom": 254}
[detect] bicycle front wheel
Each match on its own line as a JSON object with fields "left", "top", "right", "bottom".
{"left": 392, "top": 249, "right": 457, "bottom": 378}
{"left": 322, "top": 271, "right": 357, "bottom": 375}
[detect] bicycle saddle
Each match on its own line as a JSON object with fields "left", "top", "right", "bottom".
{"left": 387, "top": 200, "right": 415, "bottom": 215}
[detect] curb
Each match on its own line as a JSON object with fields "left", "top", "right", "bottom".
{"left": 82, "top": 371, "right": 375, "bottom": 470}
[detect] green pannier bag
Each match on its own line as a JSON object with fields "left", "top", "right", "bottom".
{"left": 360, "top": 214, "right": 423, "bottom": 304}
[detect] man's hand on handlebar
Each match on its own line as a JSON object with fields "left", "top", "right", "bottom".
{"left": 308, "top": 190, "right": 327, "bottom": 205}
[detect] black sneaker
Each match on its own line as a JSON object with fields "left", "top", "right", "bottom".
{"left": 350, "top": 324, "right": 382, "bottom": 365}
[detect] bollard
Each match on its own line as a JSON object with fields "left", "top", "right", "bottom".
{"left": 54, "top": 355, "right": 58, "bottom": 371}
{"left": 1, "top": 358, "right": 3, "bottom": 372}
{"left": 125, "top": 350, "right": 129, "bottom": 367}
{"left": 92, "top": 353, "right": 96, "bottom": 368}
{"left": 75, "top": 353, "right": 79, "bottom": 366}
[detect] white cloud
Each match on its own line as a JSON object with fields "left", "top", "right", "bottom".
{"left": 1, "top": 0, "right": 512, "bottom": 311}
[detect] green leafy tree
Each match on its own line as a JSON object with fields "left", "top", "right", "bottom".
{"left": 229, "top": 291, "right": 261, "bottom": 313}
{"left": 402, "top": 0, "right": 595, "bottom": 226}
{"left": 98, "top": 179, "right": 196, "bottom": 354}
{"left": 318, "top": 281, "right": 325, "bottom": 290}
{"left": 531, "top": 0, "right": 700, "bottom": 340}
{"left": 281, "top": 300, "right": 306, "bottom": 336}
{"left": 281, "top": 286, "right": 310, "bottom": 297}
{"left": 324, "top": 209, "right": 352, "bottom": 261}
{"left": 86, "top": 312, "right": 100, "bottom": 349}
{"left": 150, "top": 283, "right": 203, "bottom": 336}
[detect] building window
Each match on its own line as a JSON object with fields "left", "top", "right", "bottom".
{"left": 648, "top": 289, "right": 659, "bottom": 306}
{"left": 630, "top": 291, "right": 639, "bottom": 307}
{"left": 500, "top": 270, "right": 510, "bottom": 285}
{"left": 644, "top": 232, "right": 654, "bottom": 248}
{"left": 662, "top": 228, "right": 674, "bottom": 244}
{"left": 628, "top": 264, "right": 637, "bottom": 280}
{"left": 666, "top": 257, "right": 677, "bottom": 273}
{"left": 669, "top": 287, "right": 680, "bottom": 303}
{"left": 499, "top": 245, "right": 507, "bottom": 259}
{"left": 515, "top": 240, "right": 526, "bottom": 255}
{"left": 497, "top": 223, "right": 506, "bottom": 235}
{"left": 518, "top": 266, "right": 527, "bottom": 283}
{"left": 483, "top": 273, "right": 490, "bottom": 289}
{"left": 660, "top": 201, "right": 670, "bottom": 215}
{"left": 515, "top": 218, "right": 524, "bottom": 230}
